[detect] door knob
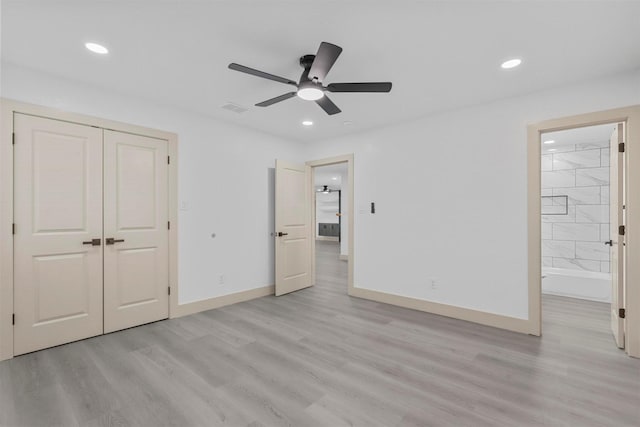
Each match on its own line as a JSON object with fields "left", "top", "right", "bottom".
{"left": 105, "top": 238, "right": 125, "bottom": 245}
{"left": 277, "top": 232, "right": 289, "bottom": 237}
{"left": 605, "top": 240, "right": 613, "bottom": 246}
{"left": 82, "top": 238, "right": 101, "bottom": 246}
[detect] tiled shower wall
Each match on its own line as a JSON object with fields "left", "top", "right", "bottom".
{"left": 542, "top": 140, "right": 610, "bottom": 273}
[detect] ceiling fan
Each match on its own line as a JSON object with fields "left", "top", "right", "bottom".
{"left": 228, "top": 42, "right": 392, "bottom": 115}
{"left": 317, "top": 185, "right": 339, "bottom": 194}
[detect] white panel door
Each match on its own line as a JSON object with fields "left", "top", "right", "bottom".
{"left": 610, "top": 123, "right": 625, "bottom": 348}
{"left": 13, "top": 114, "right": 104, "bottom": 355}
{"left": 275, "top": 160, "right": 312, "bottom": 296}
{"left": 103, "top": 130, "right": 169, "bottom": 333}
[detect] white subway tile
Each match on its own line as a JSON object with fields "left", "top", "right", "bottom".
{"left": 553, "top": 186, "right": 600, "bottom": 205}
{"left": 575, "top": 205, "right": 609, "bottom": 223}
{"left": 543, "top": 257, "right": 553, "bottom": 267}
{"left": 553, "top": 223, "right": 600, "bottom": 241}
{"left": 601, "top": 185, "right": 609, "bottom": 204}
{"left": 553, "top": 257, "right": 601, "bottom": 272}
{"left": 576, "top": 241, "right": 610, "bottom": 261}
{"left": 541, "top": 154, "right": 553, "bottom": 171}
{"left": 601, "top": 148, "right": 610, "bottom": 167}
{"left": 542, "top": 170, "right": 575, "bottom": 188}
{"left": 542, "top": 205, "right": 575, "bottom": 223}
{"left": 576, "top": 141, "right": 609, "bottom": 150}
{"left": 542, "top": 222, "right": 553, "bottom": 239}
{"left": 543, "top": 240, "right": 575, "bottom": 258}
{"left": 553, "top": 150, "right": 600, "bottom": 170}
{"left": 576, "top": 167, "right": 609, "bottom": 187}
{"left": 600, "top": 223, "right": 610, "bottom": 241}
{"left": 601, "top": 261, "right": 610, "bottom": 273}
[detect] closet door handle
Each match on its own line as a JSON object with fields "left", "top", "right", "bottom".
{"left": 82, "top": 238, "right": 102, "bottom": 246}
{"left": 105, "top": 238, "right": 125, "bottom": 245}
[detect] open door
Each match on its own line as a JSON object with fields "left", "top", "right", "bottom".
{"left": 275, "top": 160, "right": 312, "bottom": 296}
{"left": 610, "top": 123, "right": 625, "bottom": 348}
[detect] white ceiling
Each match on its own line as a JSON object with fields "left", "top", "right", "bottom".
{"left": 3, "top": 1, "right": 640, "bottom": 142}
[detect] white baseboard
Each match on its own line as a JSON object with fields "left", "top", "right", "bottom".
{"left": 339, "top": 254, "right": 349, "bottom": 261}
{"left": 349, "top": 287, "right": 535, "bottom": 335}
{"left": 173, "top": 285, "right": 275, "bottom": 318}
{"left": 316, "top": 236, "right": 339, "bottom": 242}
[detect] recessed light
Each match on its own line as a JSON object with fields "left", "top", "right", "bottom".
{"left": 501, "top": 58, "right": 522, "bottom": 69}
{"left": 543, "top": 140, "right": 555, "bottom": 144}
{"left": 332, "top": 177, "right": 338, "bottom": 180}
{"left": 548, "top": 148, "right": 557, "bottom": 152}
{"left": 85, "top": 42, "right": 109, "bottom": 54}
{"left": 302, "top": 120, "right": 313, "bottom": 126}
{"left": 343, "top": 121, "right": 353, "bottom": 126}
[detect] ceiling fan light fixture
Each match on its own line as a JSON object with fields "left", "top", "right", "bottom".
{"left": 297, "top": 86, "right": 324, "bottom": 101}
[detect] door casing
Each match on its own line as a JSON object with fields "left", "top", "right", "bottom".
{"left": 527, "top": 105, "right": 640, "bottom": 358}
{"left": 0, "top": 99, "right": 179, "bottom": 361}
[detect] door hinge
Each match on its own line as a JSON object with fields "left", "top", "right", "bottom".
{"left": 167, "top": 155, "right": 170, "bottom": 165}
{"left": 12, "top": 314, "right": 15, "bottom": 325}
{"left": 168, "top": 221, "right": 170, "bottom": 230}
{"left": 168, "top": 286, "right": 171, "bottom": 296}
{"left": 619, "top": 225, "right": 626, "bottom": 236}
{"left": 619, "top": 308, "right": 626, "bottom": 319}
{"left": 12, "top": 223, "right": 15, "bottom": 235}
{"left": 12, "top": 133, "right": 15, "bottom": 145}
{"left": 619, "top": 142, "right": 625, "bottom": 153}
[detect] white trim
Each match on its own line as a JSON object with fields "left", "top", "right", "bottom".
{"left": 173, "top": 286, "right": 275, "bottom": 318}
{"left": 315, "top": 236, "right": 339, "bottom": 242}
{"left": 339, "top": 254, "right": 349, "bottom": 261}
{"left": 527, "top": 105, "right": 640, "bottom": 357}
{"left": 350, "top": 288, "right": 532, "bottom": 334}
{"left": 0, "top": 99, "right": 179, "bottom": 361}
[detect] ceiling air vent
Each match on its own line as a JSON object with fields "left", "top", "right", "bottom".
{"left": 221, "top": 102, "right": 249, "bottom": 114}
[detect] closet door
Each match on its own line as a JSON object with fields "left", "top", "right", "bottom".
{"left": 13, "top": 114, "right": 104, "bottom": 355}
{"left": 103, "top": 130, "right": 169, "bottom": 333}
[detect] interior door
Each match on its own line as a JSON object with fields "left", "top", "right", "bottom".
{"left": 610, "top": 123, "right": 625, "bottom": 348}
{"left": 103, "top": 130, "right": 169, "bottom": 333}
{"left": 13, "top": 114, "right": 104, "bottom": 355}
{"left": 275, "top": 159, "right": 312, "bottom": 296}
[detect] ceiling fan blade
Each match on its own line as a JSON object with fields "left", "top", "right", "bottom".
{"left": 326, "top": 82, "right": 392, "bottom": 93}
{"left": 316, "top": 95, "right": 341, "bottom": 115}
{"left": 308, "top": 42, "right": 343, "bottom": 82}
{"left": 255, "top": 92, "right": 298, "bottom": 107}
{"left": 228, "top": 63, "right": 298, "bottom": 86}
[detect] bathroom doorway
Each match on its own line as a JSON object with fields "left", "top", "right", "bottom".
{"left": 540, "top": 122, "right": 623, "bottom": 347}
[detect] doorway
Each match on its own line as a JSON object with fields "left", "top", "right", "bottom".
{"left": 540, "top": 122, "right": 623, "bottom": 348}
{"left": 272, "top": 154, "right": 354, "bottom": 297}
{"left": 313, "top": 163, "right": 349, "bottom": 293}
{"left": 527, "top": 105, "right": 640, "bottom": 358}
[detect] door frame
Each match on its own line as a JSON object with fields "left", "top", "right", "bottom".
{"left": 0, "top": 99, "right": 179, "bottom": 361}
{"left": 306, "top": 154, "right": 355, "bottom": 294}
{"left": 527, "top": 105, "right": 640, "bottom": 358}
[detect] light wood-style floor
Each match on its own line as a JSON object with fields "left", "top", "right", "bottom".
{"left": 1, "top": 241, "right": 638, "bottom": 426}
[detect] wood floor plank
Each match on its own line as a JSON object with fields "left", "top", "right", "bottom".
{"left": 1, "top": 240, "right": 638, "bottom": 426}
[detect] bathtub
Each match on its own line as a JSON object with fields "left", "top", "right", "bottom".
{"left": 542, "top": 267, "right": 611, "bottom": 302}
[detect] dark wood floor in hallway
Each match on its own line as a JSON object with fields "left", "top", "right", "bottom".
{"left": 1, "top": 241, "right": 638, "bottom": 426}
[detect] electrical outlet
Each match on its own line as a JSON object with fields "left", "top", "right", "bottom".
{"left": 219, "top": 275, "right": 225, "bottom": 285}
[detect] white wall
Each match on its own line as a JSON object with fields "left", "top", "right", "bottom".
{"left": 1, "top": 63, "right": 305, "bottom": 304}
{"left": 304, "top": 69, "right": 640, "bottom": 320}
